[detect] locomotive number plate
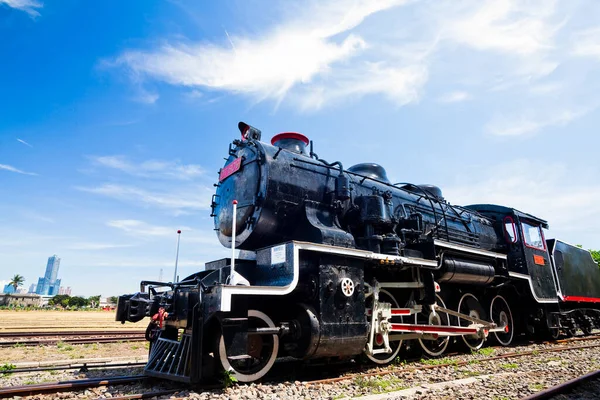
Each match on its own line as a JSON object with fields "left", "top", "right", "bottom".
{"left": 219, "top": 157, "right": 242, "bottom": 182}
{"left": 271, "top": 245, "right": 286, "bottom": 265}
{"left": 533, "top": 255, "right": 545, "bottom": 265}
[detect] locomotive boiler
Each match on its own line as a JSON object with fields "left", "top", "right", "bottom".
{"left": 116, "top": 122, "right": 600, "bottom": 384}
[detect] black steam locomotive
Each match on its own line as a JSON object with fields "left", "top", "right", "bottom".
{"left": 116, "top": 122, "right": 600, "bottom": 383}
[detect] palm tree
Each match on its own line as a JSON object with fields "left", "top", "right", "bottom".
{"left": 9, "top": 274, "right": 24, "bottom": 291}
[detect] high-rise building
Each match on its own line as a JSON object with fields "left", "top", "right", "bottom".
{"left": 35, "top": 255, "right": 62, "bottom": 296}
{"left": 3, "top": 284, "right": 15, "bottom": 294}
{"left": 28, "top": 283, "right": 36, "bottom": 294}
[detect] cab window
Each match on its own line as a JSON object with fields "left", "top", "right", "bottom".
{"left": 521, "top": 221, "right": 545, "bottom": 249}
{"left": 504, "top": 216, "right": 517, "bottom": 243}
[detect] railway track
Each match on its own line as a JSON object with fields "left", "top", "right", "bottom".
{"left": 3, "top": 334, "right": 599, "bottom": 399}
{"left": 0, "top": 330, "right": 146, "bottom": 347}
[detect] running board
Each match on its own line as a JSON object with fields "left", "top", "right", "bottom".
{"left": 144, "top": 335, "right": 192, "bottom": 383}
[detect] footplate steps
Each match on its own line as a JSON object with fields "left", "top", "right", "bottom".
{"left": 145, "top": 334, "right": 192, "bottom": 383}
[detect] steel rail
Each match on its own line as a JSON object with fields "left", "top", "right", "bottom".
{"left": 4, "top": 361, "right": 147, "bottom": 374}
{"left": 305, "top": 342, "right": 600, "bottom": 385}
{"left": 0, "top": 375, "right": 147, "bottom": 399}
{"left": 0, "top": 330, "right": 145, "bottom": 338}
{"left": 519, "top": 369, "right": 600, "bottom": 400}
{"left": 0, "top": 335, "right": 146, "bottom": 347}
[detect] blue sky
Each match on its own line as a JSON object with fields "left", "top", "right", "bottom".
{"left": 1, "top": 0, "right": 599, "bottom": 297}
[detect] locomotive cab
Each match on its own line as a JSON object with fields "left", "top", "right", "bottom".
{"left": 466, "top": 204, "right": 558, "bottom": 303}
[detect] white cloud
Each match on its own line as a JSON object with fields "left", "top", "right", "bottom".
{"left": 441, "top": 0, "right": 559, "bottom": 56}
{"left": 295, "top": 63, "right": 427, "bottom": 111}
{"left": 437, "top": 91, "right": 471, "bottom": 103}
{"left": 572, "top": 27, "right": 600, "bottom": 60}
{"left": 0, "top": 0, "right": 42, "bottom": 17}
{"left": 90, "top": 155, "right": 204, "bottom": 180}
{"left": 485, "top": 107, "right": 592, "bottom": 136}
{"left": 114, "top": 0, "right": 420, "bottom": 109}
{"left": 17, "top": 138, "right": 33, "bottom": 147}
{"left": 77, "top": 184, "right": 211, "bottom": 214}
{"left": 0, "top": 163, "right": 37, "bottom": 176}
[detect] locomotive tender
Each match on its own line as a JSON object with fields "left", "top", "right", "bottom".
{"left": 116, "top": 122, "right": 600, "bottom": 383}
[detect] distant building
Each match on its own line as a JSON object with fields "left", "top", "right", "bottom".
{"left": 0, "top": 293, "right": 42, "bottom": 307}
{"left": 28, "top": 283, "right": 36, "bottom": 293}
{"left": 59, "top": 286, "right": 72, "bottom": 295}
{"left": 3, "top": 284, "right": 15, "bottom": 294}
{"left": 35, "top": 255, "right": 62, "bottom": 296}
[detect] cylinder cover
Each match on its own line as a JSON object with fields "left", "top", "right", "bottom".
{"left": 438, "top": 257, "right": 495, "bottom": 285}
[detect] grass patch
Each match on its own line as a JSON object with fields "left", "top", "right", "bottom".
{"left": 56, "top": 341, "right": 74, "bottom": 351}
{"left": 131, "top": 344, "right": 140, "bottom": 350}
{"left": 420, "top": 357, "right": 457, "bottom": 366}
{"left": 11, "top": 343, "right": 24, "bottom": 348}
{"left": 353, "top": 376, "right": 407, "bottom": 394}
{"left": 530, "top": 383, "right": 545, "bottom": 390}
{"left": 500, "top": 362, "right": 519, "bottom": 369}
{"left": 221, "top": 369, "right": 238, "bottom": 388}
{"left": 474, "top": 347, "right": 495, "bottom": 356}
{"left": 392, "top": 357, "right": 407, "bottom": 366}
{"left": 460, "top": 370, "right": 481, "bottom": 377}
{"left": 0, "top": 364, "right": 15, "bottom": 373}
